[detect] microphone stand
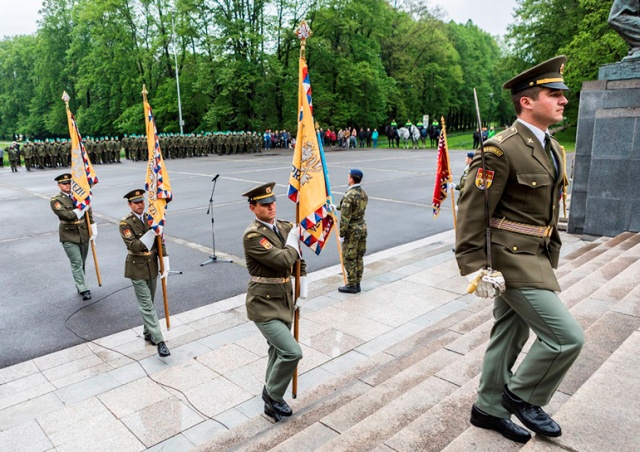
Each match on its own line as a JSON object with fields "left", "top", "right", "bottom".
{"left": 201, "top": 174, "right": 233, "bottom": 266}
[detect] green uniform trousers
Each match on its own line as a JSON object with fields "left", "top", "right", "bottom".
{"left": 255, "top": 319, "right": 303, "bottom": 401}
{"left": 62, "top": 241, "right": 89, "bottom": 293}
{"left": 131, "top": 278, "right": 164, "bottom": 344}
{"left": 477, "top": 288, "right": 584, "bottom": 418}
{"left": 343, "top": 227, "right": 367, "bottom": 285}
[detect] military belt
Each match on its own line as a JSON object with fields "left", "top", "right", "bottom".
{"left": 490, "top": 217, "right": 553, "bottom": 238}
{"left": 61, "top": 220, "right": 82, "bottom": 225}
{"left": 250, "top": 276, "right": 290, "bottom": 284}
{"left": 128, "top": 251, "right": 152, "bottom": 256}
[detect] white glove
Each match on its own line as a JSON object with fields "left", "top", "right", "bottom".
{"left": 339, "top": 236, "right": 345, "bottom": 244}
{"left": 466, "top": 268, "right": 506, "bottom": 298}
{"left": 73, "top": 208, "right": 84, "bottom": 219}
{"left": 160, "top": 256, "right": 170, "bottom": 281}
{"left": 90, "top": 223, "right": 98, "bottom": 241}
{"left": 329, "top": 203, "right": 337, "bottom": 212}
{"left": 447, "top": 182, "right": 456, "bottom": 191}
{"left": 285, "top": 225, "right": 301, "bottom": 258}
{"left": 139, "top": 229, "right": 156, "bottom": 250}
{"left": 299, "top": 276, "right": 309, "bottom": 299}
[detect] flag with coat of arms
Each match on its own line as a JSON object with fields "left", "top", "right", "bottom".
{"left": 143, "top": 99, "right": 173, "bottom": 235}
{"left": 63, "top": 91, "right": 98, "bottom": 211}
{"left": 432, "top": 119, "right": 452, "bottom": 217}
{"left": 287, "top": 26, "right": 334, "bottom": 255}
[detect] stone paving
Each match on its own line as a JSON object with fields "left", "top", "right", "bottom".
{"left": 0, "top": 230, "right": 592, "bottom": 451}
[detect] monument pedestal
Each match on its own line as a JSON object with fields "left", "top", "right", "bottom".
{"left": 568, "top": 60, "right": 640, "bottom": 236}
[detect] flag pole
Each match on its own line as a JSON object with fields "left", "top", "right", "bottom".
{"left": 62, "top": 91, "right": 102, "bottom": 286}
{"left": 442, "top": 117, "right": 457, "bottom": 232}
{"left": 142, "top": 84, "right": 170, "bottom": 330}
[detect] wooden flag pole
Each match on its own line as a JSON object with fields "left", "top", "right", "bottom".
{"left": 156, "top": 234, "right": 171, "bottom": 330}
{"left": 86, "top": 213, "right": 102, "bottom": 286}
{"left": 292, "top": 205, "right": 301, "bottom": 399}
{"left": 442, "top": 117, "right": 457, "bottom": 232}
{"left": 332, "top": 211, "right": 347, "bottom": 284}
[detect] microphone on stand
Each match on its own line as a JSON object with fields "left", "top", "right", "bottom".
{"left": 212, "top": 174, "right": 220, "bottom": 182}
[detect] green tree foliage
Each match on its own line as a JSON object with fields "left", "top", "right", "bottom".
{"left": 13, "top": 0, "right": 623, "bottom": 139}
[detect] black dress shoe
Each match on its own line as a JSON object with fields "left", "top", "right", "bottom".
{"left": 470, "top": 404, "right": 531, "bottom": 443}
{"left": 81, "top": 291, "right": 92, "bottom": 301}
{"left": 262, "top": 386, "right": 292, "bottom": 417}
{"left": 502, "top": 385, "right": 562, "bottom": 437}
{"left": 157, "top": 341, "right": 171, "bottom": 357}
{"left": 338, "top": 285, "right": 359, "bottom": 294}
{"left": 143, "top": 333, "right": 157, "bottom": 345}
{"left": 263, "top": 403, "right": 282, "bottom": 422}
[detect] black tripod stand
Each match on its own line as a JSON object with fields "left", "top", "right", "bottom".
{"left": 201, "top": 174, "right": 233, "bottom": 266}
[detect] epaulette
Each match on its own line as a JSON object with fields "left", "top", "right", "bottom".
{"left": 277, "top": 219, "right": 292, "bottom": 227}
{"left": 491, "top": 127, "right": 518, "bottom": 145}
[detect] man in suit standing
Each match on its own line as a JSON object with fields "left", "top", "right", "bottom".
{"left": 119, "top": 189, "right": 170, "bottom": 357}
{"left": 455, "top": 56, "right": 584, "bottom": 443}
{"left": 50, "top": 173, "right": 97, "bottom": 300}
{"left": 242, "top": 182, "right": 306, "bottom": 422}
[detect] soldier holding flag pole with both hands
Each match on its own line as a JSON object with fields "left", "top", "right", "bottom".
{"left": 50, "top": 92, "right": 100, "bottom": 301}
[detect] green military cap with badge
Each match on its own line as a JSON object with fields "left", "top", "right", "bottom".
{"left": 54, "top": 173, "right": 72, "bottom": 184}
{"left": 124, "top": 189, "right": 146, "bottom": 203}
{"left": 503, "top": 55, "right": 569, "bottom": 94}
{"left": 242, "top": 182, "right": 276, "bottom": 204}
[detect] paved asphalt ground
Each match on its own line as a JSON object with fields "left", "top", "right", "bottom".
{"left": 0, "top": 146, "right": 487, "bottom": 368}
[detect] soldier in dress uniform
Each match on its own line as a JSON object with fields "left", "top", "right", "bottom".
{"left": 119, "top": 189, "right": 171, "bottom": 357}
{"left": 50, "top": 173, "right": 97, "bottom": 300}
{"left": 455, "top": 56, "right": 584, "bottom": 443}
{"left": 337, "top": 169, "right": 368, "bottom": 293}
{"left": 242, "top": 182, "right": 306, "bottom": 422}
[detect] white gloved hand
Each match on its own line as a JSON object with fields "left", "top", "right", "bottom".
{"left": 285, "top": 225, "right": 301, "bottom": 258}
{"left": 160, "top": 256, "right": 170, "bottom": 282}
{"left": 329, "top": 203, "right": 337, "bottom": 212}
{"left": 447, "top": 182, "right": 456, "bottom": 191}
{"left": 90, "top": 223, "right": 98, "bottom": 242}
{"left": 467, "top": 268, "right": 506, "bottom": 298}
{"left": 299, "top": 276, "right": 309, "bottom": 299}
{"left": 139, "top": 229, "right": 156, "bottom": 250}
{"left": 73, "top": 208, "right": 84, "bottom": 219}
{"left": 339, "top": 236, "right": 345, "bottom": 244}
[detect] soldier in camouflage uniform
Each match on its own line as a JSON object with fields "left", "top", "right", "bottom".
{"left": 22, "top": 141, "right": 33, "bottom": 171}
{"left": 337, "top": 169, "right": 368, "bottom": 293}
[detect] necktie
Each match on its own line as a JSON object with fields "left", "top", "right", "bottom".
{"left": 544, "top": 133, "right": 556, "bottom": 177}
{"left": 273, "top": 225, "right": 284, "bottom": 245}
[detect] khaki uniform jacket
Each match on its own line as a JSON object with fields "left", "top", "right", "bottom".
{"left": 455, "top": 121, "right": 565, "bottom": 291}
{"left": 119, "top": 212, "right": 167, "bottom": 280}
{"left": 50, "top": 193, "right": 94, "bottom": 244}
{"left": 243, "top": 219, "right": 306, "bottom": 324}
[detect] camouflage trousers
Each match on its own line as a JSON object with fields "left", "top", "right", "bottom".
{"left": 342, "top": 226, "right": 367, "bottom": 285}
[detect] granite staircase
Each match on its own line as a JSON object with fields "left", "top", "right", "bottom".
{"left": 197, "top": 232, "right": 640, "bottom": 452}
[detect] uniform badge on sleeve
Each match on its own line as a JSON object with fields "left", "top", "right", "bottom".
{"left": 54, "top": 201, "right": 62, "bottom": 210}
{"left": 259, "top": 238, "right": 273, "bottom": 250}
{"left": 123, "top": 228, "right": 133, "bottom": 239}
{"left": 475, "top": 168, "right": 495, "bottom": 190}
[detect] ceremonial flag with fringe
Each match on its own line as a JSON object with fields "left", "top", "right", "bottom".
{"left": 287, "top": 56, "right": 334, "bottom": 255}
{"left": 143, "top": 101, "right": 173, "bottom": 235}
{"left": 66, "top": 108, "right": 98, "bottom": 211}
{"left": 432, "top": 127, "right": 451, "bottom": 217}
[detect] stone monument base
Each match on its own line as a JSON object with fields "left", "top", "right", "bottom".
{"left": 568, "top": 60, "right": 640, "bottom": 236}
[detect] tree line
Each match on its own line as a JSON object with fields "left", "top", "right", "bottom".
{"left": 0, "top": 0, "right": 628, "bottom": 140}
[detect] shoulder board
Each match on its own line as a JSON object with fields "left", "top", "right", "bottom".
{"left": 277, "top": 219, "right": 292, "bottom": 227}
{"left": 491, "top": 128, "right": 518, "bottom": 145}
{"left": 482, "top": 146, "right": 504, "bottom": 158}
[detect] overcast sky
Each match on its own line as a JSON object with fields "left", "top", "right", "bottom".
{"left": 1, "top": 0, "right": 518, "bottom": 38}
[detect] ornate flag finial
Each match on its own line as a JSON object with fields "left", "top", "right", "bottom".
{"left": 295, "top": 20, "right": 312, "bottom": 41}
{"left": 61, "top": 91, "right": 70, "bottom": 105}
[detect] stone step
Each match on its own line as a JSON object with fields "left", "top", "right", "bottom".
{"left": 521, "top": 331, "right": 640, "bottom": 452}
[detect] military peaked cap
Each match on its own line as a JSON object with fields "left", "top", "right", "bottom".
{"left": 54, "top": 173, "right": 72, "bottom": 183}
{"left": 503, "top": 55, "right": 569, "bottom": 94}
{"left": 242, "top": 182, "right": 276, "bottom": 204}
{"left": 124, "top": 189, "right": 146, "bottom": 203}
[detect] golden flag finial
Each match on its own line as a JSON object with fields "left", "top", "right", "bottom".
{"left": 61, "top": 91, "right": 70, "bottom": 108}
{"left": 142, "top": 84, "right": 148, "bottom": 102}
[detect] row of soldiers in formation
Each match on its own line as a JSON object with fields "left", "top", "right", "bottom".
{"left": 15, "top": 138, "right": 122, "bottom": 170}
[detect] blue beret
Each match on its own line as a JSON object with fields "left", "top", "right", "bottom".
{"left": 349, "top": 169, "right": 363, "bottom": 179}
{"left": 467, "top": 152, "right": 475, "bottom": 158}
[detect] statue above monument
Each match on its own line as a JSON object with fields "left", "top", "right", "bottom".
{"left": 609, "top": 0, "right": 640, "bottom": 61}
